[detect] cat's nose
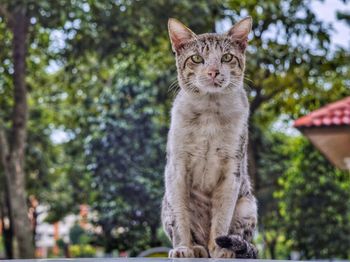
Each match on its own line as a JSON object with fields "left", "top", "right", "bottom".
{"left": 208, "top": 69, "right": 220, "bottom": 79}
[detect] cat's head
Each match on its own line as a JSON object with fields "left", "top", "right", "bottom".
{"left": 168, "top": 17, "right": 252, "bottom": 94}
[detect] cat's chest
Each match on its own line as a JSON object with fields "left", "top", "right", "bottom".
{"left": 180, "top": 98, "right": 236, "bottom": 132}
{"left": 178, "top": 106, "right": 243, "bottom": 193}
{"left": 169, "top": 93, "right": 248, "bottom": 192}
{"left": 184, "top": 130, "right": 239, "bottom": 193}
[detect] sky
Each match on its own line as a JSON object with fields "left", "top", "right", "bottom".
{"left": 311, "top": 0, "right": 350, "bottom": 48}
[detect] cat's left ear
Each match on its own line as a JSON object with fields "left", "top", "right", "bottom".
{"left": 168, "top": 18, "right": 196, "bottom": 52}
{"left": 227, "top": 17, "right": 252, "bottom": 52}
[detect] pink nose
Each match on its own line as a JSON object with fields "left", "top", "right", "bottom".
{"left": 208, "top": 69, "right": 220, "bottom": 79}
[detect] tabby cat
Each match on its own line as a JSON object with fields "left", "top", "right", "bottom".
{"left": 161, "top": 17, "right": 258, "bottom": 258}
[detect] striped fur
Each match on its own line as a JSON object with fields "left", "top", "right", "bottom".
{"left": 161, "top": 17, "right": 258, "bottom": 259}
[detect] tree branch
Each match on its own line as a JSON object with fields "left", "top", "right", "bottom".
{"left": 250, "top": 88, "right": 262, "bottom": 116}
{"left": 250, "top": 84, "right": 285, "bottom": 116}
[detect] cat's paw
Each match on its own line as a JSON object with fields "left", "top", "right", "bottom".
{"left": 210, "top": 245, "right": 235, "bottom": 258}
{"left": 193, "top": 245, "right": 209, "bottom": 258}
{"left": 168, "top": 246, "right": 195, "bottom": 258}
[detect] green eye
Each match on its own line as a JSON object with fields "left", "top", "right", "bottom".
{"left": 221, "top": 53, "right": 234, "bottom": 63}
{"left": 191, "top": 55, "right": 204, "bottom": 63}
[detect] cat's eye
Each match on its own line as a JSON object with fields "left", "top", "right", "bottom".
{"left": 191, "top": 55, "right": 204, "bottom": 64}
{"left": 221, "top": 53, "right": 234, "bottom": 63}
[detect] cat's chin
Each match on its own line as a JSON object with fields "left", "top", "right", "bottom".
{"left": 200, "top": 85, "right": 229, "bottom": 94}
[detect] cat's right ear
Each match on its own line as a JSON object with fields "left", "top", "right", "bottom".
{"left": 227, "top": 17, "right": 252, "bottom": 52}
{"left": 168, "top": 18, "right": 196, "bottom": 52}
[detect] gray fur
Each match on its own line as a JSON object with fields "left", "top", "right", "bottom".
{"left": 161, "top": 17, "right": 258, "bottom": 259}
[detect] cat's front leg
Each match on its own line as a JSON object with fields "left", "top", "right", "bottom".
{"left": 165, "top": 160, "right": 194, "bottom": 258}
{"left": 208, "top": 173, "right": 240, "bottom": 258}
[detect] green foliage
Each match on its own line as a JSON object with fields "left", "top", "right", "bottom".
{"left": 69, "top": 224, "right": 88, "bottom": 245}
{"left": 69, "top": 244, "right": 96, "bottom": 258}
{"left": 67, "top": 224, "right": 97, "bottom": 257}
{"left": 277, "top": 138, "right": 350, "bottom": 259}
{"left": 225, "top": 0, "right": 349, "bottom": 121}
{"left": 252, "top": 129, "right": 294, "bottom": 258}
{"left": 0, "top": 0, "right": 82, "bottom": 224}
{"left": 227, "top": 1, "right": 350, "bottom": 258}
{"left": 0, "top": 235, "right": 4, "bottom": 255}
{"left": 56, "top": 0, "right": 223, "bottom": 255}
{"left": 255, "top": 130, "right": 291, "bottom": 215}
{"left": 86, "top": 60, "right": 166, "bottom": 255}
{"left": 256, "top": 230, "right": 293, "bottom": 259}
{"left": 253, "top": 129, "right": 350, "bottom": 259}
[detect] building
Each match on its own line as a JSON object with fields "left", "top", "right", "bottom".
{"left": 294, "top": 96, "right": 350, "bottom": 170}
{"left": 34, "top": 204, "right": 91, "bottom": 258}
{"left": 35, "top": 205, "right": 77, "bottom": 257}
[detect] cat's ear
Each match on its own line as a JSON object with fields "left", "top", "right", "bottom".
{"left": 168, "top": 18, "right": 196, "bottom": 52}
{"left": 227, "top": 17, "right": 252, "bottom": 52}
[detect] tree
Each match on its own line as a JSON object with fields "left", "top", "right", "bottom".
{"left": 253, "top": 130, "right": 292, "bottom": 259}
{"left": 50, "top": 0, "right": 224, "bottom": 254}
{"left": 52, "top": 0, "right": 349, "bottom": 256}
{"left": 223, "top": 1, "right": 349, "bottom": 257}
{"left": 277, "top": 138, "right": 350, "bottom": 259}
{"left": 0, "top": 4, "right": 34, "bottom": 258}
{"left": 224, "top": 0, "right": 349, "bottom": 189}
{"left": 87, "top": 76, "right": 165, "bottom": 255}
{"left": 0, "top": 0, "right": 79, "bottom": 257}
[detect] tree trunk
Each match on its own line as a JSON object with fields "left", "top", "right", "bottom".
{"left": 268, "top": 239, "right": 277, "bottom": 259}
{"left": 0, "top": 5, "right": 34, "bottom": 258}
{"left": 150, "top": 224, "right": 160, "bottom": 247}
{"left": 247, "top": 116, "right": 261, "bottom": 193}
{"left": 0, "top": 189, "right": 14, "bottom": 259}
{"left": 247, "top": 135, "right": 258, "bottom": 192}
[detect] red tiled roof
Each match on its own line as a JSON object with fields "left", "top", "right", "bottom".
{"left": 294, "top": 96, "right": 350, "bottom": 128}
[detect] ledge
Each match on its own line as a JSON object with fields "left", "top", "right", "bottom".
{"left": 1, "top": 259, "right": 349, "bottom": 262}
{"left": 0, "top": 258, "right": 297, "bottom": 262}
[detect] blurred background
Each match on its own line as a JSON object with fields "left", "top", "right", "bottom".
{"left": 0, "top": 0, "right": 349, "bottom": 260}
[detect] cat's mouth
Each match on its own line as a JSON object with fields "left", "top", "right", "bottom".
{"left": 195, "top": 77, "right": 228, "bottom": 93}
{"left": 203, "top": 78, "right": 224, "bottom": 88}
{"left": 209, "top": 79, "right": 225, "bottom": 88}
{"left": 213, "top": 82, "right": 222, "bottom": 88}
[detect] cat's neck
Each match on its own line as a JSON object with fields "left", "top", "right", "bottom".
{"left": 178, "top": 84, "right": 243, "bottom": 104}
{"left": 175, "top": 85, "right": 248, "bottom": 117}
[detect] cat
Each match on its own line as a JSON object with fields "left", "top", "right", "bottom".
{"left": 161, "top": 17, "right": 258, "bottom": 258}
